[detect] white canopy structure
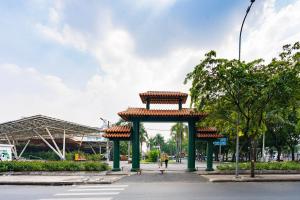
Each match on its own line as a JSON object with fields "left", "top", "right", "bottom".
{"left": 0, "top": 115, "right": 101, "bottom": 160}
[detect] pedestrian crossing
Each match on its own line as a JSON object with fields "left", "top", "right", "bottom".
{"left": 39, "top": 184, "right": 128, "bottom": 200}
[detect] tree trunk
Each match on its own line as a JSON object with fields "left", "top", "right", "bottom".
{"left": 180, "top": 130, "right": 183, "bottom": 163}
{"left": 250, "top": 138, "right": 256, "bottom": 178}
{"left": 291, "top": 146, "right": 295, "bottom": 161}
{"left": 176, "top": 137, "right": 179, "bottom": 163}
{"left": 277, "top": 148, "right": 282, "bottom": 161}
{"left": 214, "top": 151, "right": 219, "bottom": 161}
{"left": 231, "top": 152, "right": 236, "bottom": 162}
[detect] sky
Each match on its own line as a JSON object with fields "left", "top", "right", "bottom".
{"left": 1, "top": 0, "right": 300, "bottom": 139}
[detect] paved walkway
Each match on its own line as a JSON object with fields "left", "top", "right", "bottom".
{"left": 118, "top": 171, "right": 207, "bottom": 183}
{"left": 113, "top": 160, "right": 219, "bottom": 172}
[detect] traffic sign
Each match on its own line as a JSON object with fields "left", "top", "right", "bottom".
{"left": 213, "top": 138, "right": 227, "bottom": 146}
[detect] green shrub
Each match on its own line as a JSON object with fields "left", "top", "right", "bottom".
{"left": 22, "top": 151, "right": 104, "bottom": 161}
{"left": 217, "top": 161, "right": 300, "bottom": 171}
{"left": 0, "top": 161, "right": 109, "bottom": 172}
{"left": 146, "top": 150, "right": 160, "bottom": 162}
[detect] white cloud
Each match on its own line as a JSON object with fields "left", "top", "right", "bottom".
{"left": 49, "top": 0, "right": 64, "bottom": 25}
{"left": 135, "top": 0, "right": 176, "bottom": 10}
{"left": 36, "top": 24, "right": 88, "bottom": 52}
{"left": 218, "top": 0, "right": 300, "bottom": 61}
{"left": 126, "top": 0, "right": 176, "bottom": 12}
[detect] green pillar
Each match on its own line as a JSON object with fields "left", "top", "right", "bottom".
{"left": 146, "top": 100, "right": 150, "bottom": 110}
{"left": 112, "top": 140, "right": 120, "bottom": 171}
{"left": 131, "top": 120, "right": 140, "bottom": 171}
{"left": 187, "top": 120, "right": 196, "bottom": 171}
{"left": 206, "top": 139, "right": 214, "bottom": 171}
{"left": 178, "top": 99, "right": 182, "bottom": 110}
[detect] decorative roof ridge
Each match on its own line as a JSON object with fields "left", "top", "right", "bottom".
{"left": 125, "top": 107, "right": 192, "bottom": 110}
{"left": 140, "top": 91, "right": 188, "bottom": 95}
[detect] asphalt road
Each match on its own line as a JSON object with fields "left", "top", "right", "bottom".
{"left": 1, "top": 173, "right": 300, "bottom": 200}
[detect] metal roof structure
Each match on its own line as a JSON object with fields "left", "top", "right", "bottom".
{"left": 0, "top": 115, "right": 100, "bottom": 139}
{"left": 0, "top": 115, "right": 101, "bottom": 160}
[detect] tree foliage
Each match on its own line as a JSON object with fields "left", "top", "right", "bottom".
{"left": 185, "top": 42, "right": 300, "bottom": 175}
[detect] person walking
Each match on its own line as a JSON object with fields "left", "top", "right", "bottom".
{"left": 164, "top": 153, "right": 169, "bottom": 168}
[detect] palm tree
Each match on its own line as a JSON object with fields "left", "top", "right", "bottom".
{"left": 171, "top": 123, "right": 188, "bottom": 163}
{"left": 139, "top": 123, "right": 148, "bottom": 157}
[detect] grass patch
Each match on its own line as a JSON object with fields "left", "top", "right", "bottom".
{"left": 0, "top": 161, "right": 109, "bottom": 172}
{"left": 217, "top": 161, "right": 300, "bottom": 171}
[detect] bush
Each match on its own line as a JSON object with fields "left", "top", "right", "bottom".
{"left": 0, "top": 161, "right": 109, "bottom": 172}
{"left": 217, "top": 161, "right": 300, "bottom": 171}
{"left": 22, "top": 151, "right": 104, "bottom": 161}
{"left": 146, "top": 150, "right": 160, "bottom": 162}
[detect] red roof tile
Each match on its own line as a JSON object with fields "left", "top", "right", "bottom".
{"left": 104, "top": 126, "right": 131, "bottom": 133}
{"left": 102, "top": 133, "right": 131, "bottom": 138}
{"left": 102, "top": 126, "right": 131, "bottom": 138}
{"left": 197, "top": 127, "right": 218, "bottom": 133}
{"left": 196, "top": 133, "right": 223, "bottom": 139}
{"left": 118, "top": 108, "right": 207, "bottom": 121}
{"left": 139, "top": 91, "right": 188, "bottom": 104}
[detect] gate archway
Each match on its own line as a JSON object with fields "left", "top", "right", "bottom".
{"left": 103, "top": 91, "right": 222, "bottom": 172}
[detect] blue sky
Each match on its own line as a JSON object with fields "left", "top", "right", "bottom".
{"left": 0, "top": 0, "right": 300, "bottom": 136}
{"left": 0, "top": 0, "right": 246, "bottom": 87}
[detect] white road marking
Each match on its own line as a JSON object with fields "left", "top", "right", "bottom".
{"left": 68, "top": 188, "right": 125, "bottom": 192}
{"left": 39, "top": 184, "right": 127, "bottom": 200}
{"left": 40, "top": 198, "right": 112, "bottom": 200}
{"left": 54, "top": 192, "right": 120, "bottom": 196}
{"left": 77, "top": 184, "right": 128, "bottom": 188}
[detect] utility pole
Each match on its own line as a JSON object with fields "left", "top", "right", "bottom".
{"left": 100, "top": 117, "right": 111, "bottom": 164}
{"left": 262, "top": 132, "right": 266, "bottom": 161}
{"left": 236, "top": 0, "right": 256, "bottom": 178}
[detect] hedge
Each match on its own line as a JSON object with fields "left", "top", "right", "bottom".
{"left": 217, "top": 161, "right": 300, "bottom": 171}
{"left": 22, "top": 151, "right": 105, "bottom": 161}
{"left": 0, "top": 161, "right": 109, "bottom": 172}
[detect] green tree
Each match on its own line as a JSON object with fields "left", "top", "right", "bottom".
{"left": 185, "top": 42, "right": 300, "bottom": 177}
{"left": 171, "top": 123, "right": 188, "bottom": 162}
{"left": 139, "top": 123, "right": 148, "bottom": 155}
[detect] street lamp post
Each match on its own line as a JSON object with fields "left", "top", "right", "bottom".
{"left": 236, "top": 0, "right": 256, "bottom": 178}
{"left": 100, "top": 117, "right": 111, "bottom": 163}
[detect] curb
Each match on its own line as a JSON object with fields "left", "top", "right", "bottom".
{"left": 209, "top": 178, "right": 300, "bottom": 182}
{"left": 197, "top": 170, "right": 300, "bottom": 175}
{"left": 0, "top": 171, "right": 108, "bottom": 176}
{"left": 0, "top": 181, "right": 114, "bottom": 186}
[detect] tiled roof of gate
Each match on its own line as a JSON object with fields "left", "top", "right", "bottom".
{"left": 102, "top": 126, "right": 131, "bottom": 138}
{"left": 118, "top": 108, "right": 207, "bottom": 120}
{"left": 196, "top": 133, "right": 223, "bottom": 139}
{"left": 139, "top": 91, "right": 188, "bottom": 104}
{"left": 196, "top": 127, "right": 222, "bottom": 139}
{"left": 197, "top": 127, "right": 218, "bottom": 133}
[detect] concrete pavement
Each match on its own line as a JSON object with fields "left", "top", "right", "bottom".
{"left": 1, "top": 173, "right": 300, "bottom": 200}
{"left": 114, "top": 160, "right": 213, "bottom": 172}
{"left": 0, "top": 175, "right": 126, "bottom": 185}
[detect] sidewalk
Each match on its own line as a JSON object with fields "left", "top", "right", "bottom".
{"left": 0, "top": 174, "right": 126, "bottom": 185}
{"left": 115, "top": 160, "right": 216, "bottom": 172}
{"left": 201, "top": 174, "right": 300, "bottom": 182}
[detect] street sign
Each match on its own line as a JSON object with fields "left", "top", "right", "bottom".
{"left": 213, "top": 138, "right": 227, "bottom": 146}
